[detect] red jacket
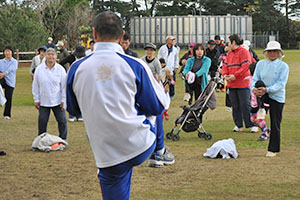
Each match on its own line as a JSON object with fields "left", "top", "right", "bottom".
{"left": 222, "top": 46, "right": 251, "bottom": 88}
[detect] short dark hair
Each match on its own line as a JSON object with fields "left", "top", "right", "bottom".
{"left": 123, "top": 33, "right": 131, "bottom": 41}
{"left": 93, "top": 11, "right": 123, "bottom": 40}
{"left": 229, "top": 34, "right": 243, "bottom": 45}
{"left": 193, "top": 43, "right": 206, "bottom": 58}
{"left": 214, "top": 35, "right": 221, "bottom": 40}
{"left": 89, "top": 40, "right": 95, "bottom": 45}
{"left": 3, "top": 46, "right": 14, "bottom": 56}
{"left": 159, "top": 58, "right": 166, "bottom": 64}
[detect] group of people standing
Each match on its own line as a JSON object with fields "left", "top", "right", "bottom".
{"left": 0, "top": 10, "right": 289, "bottom": 200}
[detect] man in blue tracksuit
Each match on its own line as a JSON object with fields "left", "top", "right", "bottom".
{"left": 66, "top": 11, "right": 170, "bottom": 200}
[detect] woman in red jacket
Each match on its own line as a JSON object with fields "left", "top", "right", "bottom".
{"left": 222, "top": 34, "right": 257, "bottom": 133}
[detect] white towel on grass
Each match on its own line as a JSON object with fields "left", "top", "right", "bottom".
{"left": 203, "top": 138, "right": 238, "bottom": 159}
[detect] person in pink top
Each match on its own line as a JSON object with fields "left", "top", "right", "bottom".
{"left": 248, "top": 64, "right": 270, "bottom": 141}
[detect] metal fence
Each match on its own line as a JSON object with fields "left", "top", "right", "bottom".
{"left": 251, "top": 32, "right": 280, "bottom": 49}
{"left": 130, "top": 15, "right": 253, "bottom": 48}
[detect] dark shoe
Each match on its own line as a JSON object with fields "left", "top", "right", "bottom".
{"left": 0, "top": 151, "right": 7, "bottom": 156}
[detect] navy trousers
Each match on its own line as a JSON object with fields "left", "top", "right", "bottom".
{"left": 229, "top": 88, "right": 254, "bottom": 128}
{"left": 38, "top": 105, "right": 68, "bottom": 140}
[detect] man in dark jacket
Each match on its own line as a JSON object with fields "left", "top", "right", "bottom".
{"left": 206, "top": 40, "right": 220, "bottom": 78}
{"left": 120, "top": 33, "right": 138, "bottom": 57}
{"left": 214, "top": 35, "right": 225, "bottom": 55}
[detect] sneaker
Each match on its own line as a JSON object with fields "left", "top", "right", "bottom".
{"left": 226, "top": 107, "right": 232, "bottom": 112}
{"left": 233, "top": 126, "right": 243, "bottom": 132}
{"left": 251, "top": 126, "right": 259, "bottom": 133}
{"left": 68, "top": 117, "right": 75, "bottom": 122}
{"left": 77, "top": 117, "right": 83, "bottom": 122}
{"left": 183, "top": 93, "right": 190, "bottom": 101}
{"left": 0, "top": 151, "right": 6, "bottom": 156}
{"left": 258, "top": 133, "right": 270, "bottom": 141}
{"left": 148, "top": 146, "right": 175, "bottom": 168}
{"left": 148, "top": 153, "right": 164, "bottom": 168}
{"left": 4, "top": 116, "right": 10, "bottom": 120}
{"left": 257, "top": 108, "right": 266, "bottom": 120}
{"left": 266, "top": 151, "right": 277, "bottom": 157}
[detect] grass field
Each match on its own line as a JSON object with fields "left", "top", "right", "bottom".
{"left": 0, "top": 49, "right": 300, "bottom": 200}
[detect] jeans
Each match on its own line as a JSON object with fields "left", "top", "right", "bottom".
{"left": 38, "top": 105, "right": 68, "bottom": 140}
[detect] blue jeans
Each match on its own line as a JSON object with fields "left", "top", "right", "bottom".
{"left": 38, "top": 105, "right": 68, "bottom": 140}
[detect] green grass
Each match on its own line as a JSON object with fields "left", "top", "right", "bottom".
{"left": 0, "top": 49, "right": 300, "bottom": 200}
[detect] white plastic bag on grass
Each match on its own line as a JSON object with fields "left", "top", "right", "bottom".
{"left": 203, "top": 138, "right": 238, "bottom": 159}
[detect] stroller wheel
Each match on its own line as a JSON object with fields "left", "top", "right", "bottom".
{"left": 172, "top": 134, "right": 180, "bottom": 141}
{"left": 197, "top": 131, "right": 205, "bottom": 138}
{"left": 205, "top": 133, "right": 212, "bottom": 140}
{"left": 166, "top": 132, "right": 173, "bottom": 139}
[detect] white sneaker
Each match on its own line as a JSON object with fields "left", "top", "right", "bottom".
{"left": 226, "top": 107, "right": 232, "bottom": 112}
{"left": 257, "top": 108, "right": 266, "bottom": 120}
{"left": 250, "top": 126, "right": 259, "bottom": 133}
{"left": 69, "top": 118, "right": 75, "bottom": 122}
{"left": 266, "top": 151, "right": 277, "bottom": 157}
{"left": 77, "top": 118, "right": 83, "bottom": 122}
{"left": 4, "top": 116, "right": 10, "bottom": 120}
{"left": 233, "top": 126, "right": 243, "bottom": 132}
{"left": 183, "top": 93, "right": 190, "bottom": 101}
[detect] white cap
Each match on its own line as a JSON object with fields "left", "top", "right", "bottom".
{"left": 48, "top": 37, "right": 53, "bottom": 41}
{"left": 56, "top": 41, "right": 64, "bottom": 47}
{"left": 264, "top": 41, "right": 282, "bottom": 52}
{"left": 166, "top": 35, "right": 175, "bottom": 41}
{"left": 243, "top": 40, "right": 251, "bottom": 47}
{"left": 263, "top": 41, "right": 284, "bottom": 58}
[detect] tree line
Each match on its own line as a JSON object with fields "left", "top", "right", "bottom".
{"left": 1, "top": 0, "right": 299, "bottom": 51}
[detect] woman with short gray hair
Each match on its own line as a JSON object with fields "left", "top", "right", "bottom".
{"left": 251, "top": 41, "right": 289, "bottom": 157}
{"left": 32, "top": 48, "right": 68, "bottom": 140}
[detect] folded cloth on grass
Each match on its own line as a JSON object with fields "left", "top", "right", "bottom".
{"left": 203, "top": 138, "right": 238, "bottom": 159}
{"left": 31, "top": 133, "right": 68, "bottom": 152}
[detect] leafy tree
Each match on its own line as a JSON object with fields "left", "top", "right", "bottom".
{"left": 0, "top": 3, "right": 49, "bottom": 51}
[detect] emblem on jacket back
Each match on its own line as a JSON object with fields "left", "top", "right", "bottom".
{"left": 97, "top": 64, "right": 114, "bottom": 83}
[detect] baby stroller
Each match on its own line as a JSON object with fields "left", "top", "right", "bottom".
{"left": 166, "top": 77, "right": 219, "bottom": 141}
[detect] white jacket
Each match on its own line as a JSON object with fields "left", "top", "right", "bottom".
{"left": 158, "top": 44, "right": 179, "bottom": 71}
{"left": 66, "top": 42, "right": 170, "bottom": 168}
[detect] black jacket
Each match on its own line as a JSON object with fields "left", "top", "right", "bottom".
{"left": 206, "top": 47, "right": 220, "bottom": 72}
{"left": 125, "top": 48, "right": 138, "bottom": 58}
